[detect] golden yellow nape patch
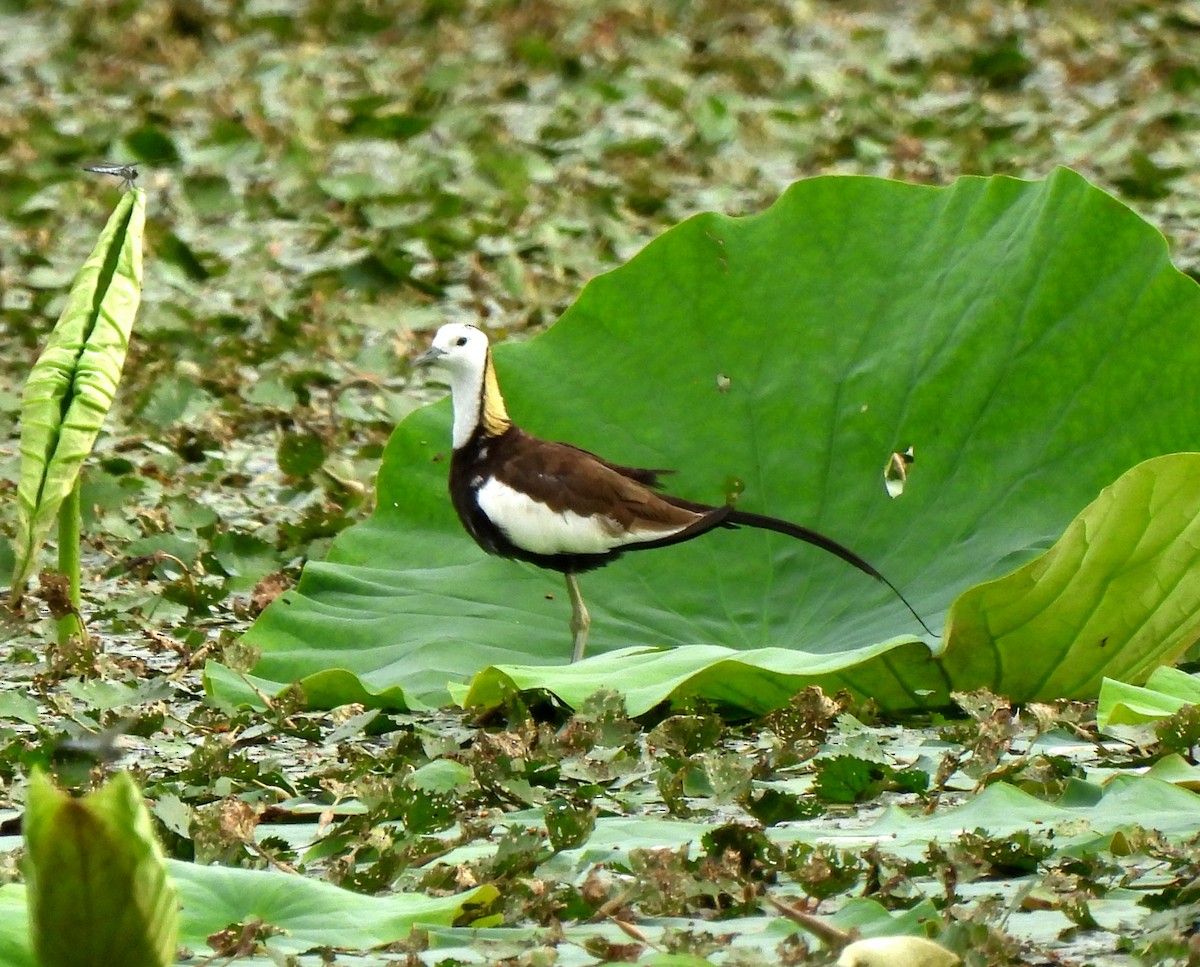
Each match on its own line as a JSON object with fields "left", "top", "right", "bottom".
{"left": 480, "top": 353, "right": 511, "bottom": 436}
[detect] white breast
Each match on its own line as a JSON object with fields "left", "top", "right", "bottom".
{"left": 476, "top": 478, "right": 688, "bottom": 555}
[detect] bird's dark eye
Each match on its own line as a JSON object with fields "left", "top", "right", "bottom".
{"left": 455, "top": 336, "right": 469, "bottom": 346}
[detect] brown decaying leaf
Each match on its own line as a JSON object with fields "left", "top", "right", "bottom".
{"left": 218, "top": 796, "right": 259, "bottom": 843}
{"left": 35, "top": 571, "right": 76, "bottom": 621}
{"left": 205, "top": 918, "right": 277, "bottom": 958}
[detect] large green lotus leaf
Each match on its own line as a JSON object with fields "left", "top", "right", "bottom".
{"left": 0, "top": 861, "right": 492, "bottom": 964}
{"left": 217, "top": 168, "right": 1200, "bottom": 711}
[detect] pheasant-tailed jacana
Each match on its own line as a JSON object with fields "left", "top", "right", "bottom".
{"left": 415, "top": 323, "right": 932, "bottom": 661}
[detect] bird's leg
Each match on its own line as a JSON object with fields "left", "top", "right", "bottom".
{"left": 566, "top": 572, "right": 590, "bottom": 662}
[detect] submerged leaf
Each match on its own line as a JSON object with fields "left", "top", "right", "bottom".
{"left": 11, "top": 189, "right": 146, "bottom": 598}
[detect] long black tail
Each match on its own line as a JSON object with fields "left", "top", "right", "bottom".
{"left": 724, "top": 508, "right": 938, "bottom": 638}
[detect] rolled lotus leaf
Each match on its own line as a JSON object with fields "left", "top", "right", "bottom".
{"left": 24, "top": 768, "right": 179, "bottom": 967}
{"left": 10, "top": 188, "right": 145, "bottom": 599}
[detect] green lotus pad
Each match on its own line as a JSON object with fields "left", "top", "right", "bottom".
{"left": 1098, "top": 665, "right": 1200, "bottom": 729}
{"left": 0, "top": 861, "right": 493, "bottom": 965}
{"left": 209, "top": 169, "right": 1200, "bottom": 714}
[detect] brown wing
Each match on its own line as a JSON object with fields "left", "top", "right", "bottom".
{"left": 554, "top": 441, "right": 675, "bottom": 490}
{"left": 494, "top": 430, "right": 704, "bottom": 534}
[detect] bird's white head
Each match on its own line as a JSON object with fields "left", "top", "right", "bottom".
{"left": 416, "top": 323, "right": 510, "bottom": 447}
{"left": 415, "top": 323, "right": 491, "bottom": 376}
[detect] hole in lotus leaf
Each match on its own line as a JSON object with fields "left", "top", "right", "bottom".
{"left": 884, "top": 445, "right": 914, "bottom": 498}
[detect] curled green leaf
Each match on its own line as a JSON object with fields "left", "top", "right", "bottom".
{"left": 24, "top": 768, "right": 179, "bottom": 967}
{"left": 942, "top": 453, "right": 1200, "bottom": 702}
{"left": 10, "top": 188, "right": 146, "bottom": 600}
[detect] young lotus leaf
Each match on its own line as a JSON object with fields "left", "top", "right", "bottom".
{"left": 10, "top": 188, "right": 145, "bottom": 599}
{"left": 23, "top": 768, "right": 178, "bottom": 967}
{"left": 217, "top": 169, "right": 1200, "bottom": 713}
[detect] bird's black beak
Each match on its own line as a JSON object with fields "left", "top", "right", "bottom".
{"left": 414, "top": 345, "right": 445, "bottom": 366}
